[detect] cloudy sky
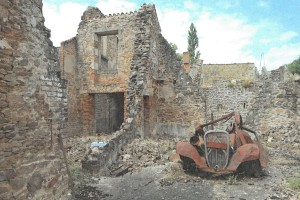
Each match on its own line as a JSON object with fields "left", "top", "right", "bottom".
{"left": 43, "top": 0, "right": 300, "bottom": 71}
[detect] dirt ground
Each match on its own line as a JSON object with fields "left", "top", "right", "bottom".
{"left": 65, "top": 138, "right": 300, "bottom": 200}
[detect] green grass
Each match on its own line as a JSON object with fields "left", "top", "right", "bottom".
{"left": 69, "top": 164, "right": 85, "bottom": 181}
{"left": 287, "top": 177, "right": 300, "bottom": 198}
{"left": 287, "top": 177, "right": 300, "bottom": 190}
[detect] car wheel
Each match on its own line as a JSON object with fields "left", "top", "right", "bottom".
{"left": 179, "top": 155, "right": 197, "bottom": 172}
{"left": 237, "top": 159, "right": 262, "bottom": 177}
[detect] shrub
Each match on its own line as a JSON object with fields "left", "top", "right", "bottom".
{"left": 242, "top": 80, "right": 251, "bottom": 88}
{"left": 287, "top": 56, "right": 300, "bottom": 74}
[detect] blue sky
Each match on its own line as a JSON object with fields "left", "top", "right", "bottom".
{"left": 43, "top": 0, "right": 300, "bottom": 70}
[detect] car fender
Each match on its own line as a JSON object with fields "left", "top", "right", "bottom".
{"left": 176, "top": 141, "right": 208, "bottom": 169}
{"left": 227, "top": 143, "right": 260, "bottom": 171}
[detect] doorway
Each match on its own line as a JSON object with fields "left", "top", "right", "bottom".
{"left": 94, "top": 93, "right": 124, "bottom": 134}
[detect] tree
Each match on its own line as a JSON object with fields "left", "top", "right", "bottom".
{"left": 188, "top": 23, "right": 200, "bottom": 64}
{"left": 169, "top": 42, "right": 178, "bottom": 52}
{"left": 287, "top": 56, "right": 300, "bottom": 74}
{"left": 169, "top": 42, "right": 183, "bottom": 60}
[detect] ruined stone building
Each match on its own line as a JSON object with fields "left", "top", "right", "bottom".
{"left": 1, "top": 1, "right": 300, "bottom": 199}
{"left": 60, "top": 5, "right": 205, "bottom": 139}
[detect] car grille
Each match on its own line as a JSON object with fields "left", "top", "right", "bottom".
{"left": 204, "top": 130, "right": 230, "bottom": 169}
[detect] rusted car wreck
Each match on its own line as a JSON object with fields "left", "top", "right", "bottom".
{"left": 176, "top": 112, "right": 268, "bottom": 176}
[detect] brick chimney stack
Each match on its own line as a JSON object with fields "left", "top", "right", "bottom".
{"left": 183, "top": 51, "right": 190, "bottom": 73}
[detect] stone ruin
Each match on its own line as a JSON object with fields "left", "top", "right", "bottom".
{"left": 1, "top": 1, "right": 300, "bottom": 199}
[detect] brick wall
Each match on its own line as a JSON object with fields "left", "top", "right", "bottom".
{"left": 59, "top": 38, "right": 83, "bottom": 136}
{"left": 81, "top": 94, "right": 94, "bottom": 134}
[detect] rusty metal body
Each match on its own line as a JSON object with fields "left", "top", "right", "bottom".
{"left": 176, "top": 112, "right": 268, "bottom": 175}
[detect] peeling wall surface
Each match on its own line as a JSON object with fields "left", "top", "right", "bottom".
{"left": 0, "top": 0, "right": 69, "bottom": 199}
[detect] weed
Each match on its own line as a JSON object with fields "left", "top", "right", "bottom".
{"left": 227, "top": 175, "right": 238, "bottom": 185}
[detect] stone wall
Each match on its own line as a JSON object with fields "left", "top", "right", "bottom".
{"left": 126, "top": 4, "right": 161, "bottom": 138}
{"left": 125, "top": 4, "right": 205, "bottom": 138}
{"left": 202, "top": 63, "right": 256, "bottom": 88}
{"left": 81, "top": 121, "right": 137, "bottom": 175}
{"left": 203, "top": 80, "right": 254, "bottom": 128}
{"left": 0, "top": 0, "right": 69, "bottom": 199}
{"left": 154, "top": 36, "right": 205, "bottom": 137}
{"left": 245, "top": 69, "right": 300, "bottom": 145}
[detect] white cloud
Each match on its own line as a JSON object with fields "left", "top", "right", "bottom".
{"left": 279, "top": 31, "right": 298, "bottom": 42}
{"left": 44, "top": 0, "right": 138, "bottom": 46}
{"left": 95, "top": 0, "right": 137, "bottom": 14}
{"left": 44, "top": 2, "right": 86, "bottom": 46}
{"left": 157, "top": 8, "right": 260, "bottom": 66}
{"left": 194, "top": 12, "right": 258, "bottom": 64}
{"left": 156, "top": 8, "right": 190, "bottom": 52}
{"left": 263, "top": 43, "right": 300, "bottom": 69}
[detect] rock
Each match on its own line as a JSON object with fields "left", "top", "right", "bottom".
{"left": 267, "top": 137, "right": 273, "bottom": 143}
{"left": 27, "top": 172, "right": 44, "bottom": 196}
{"left": 168, "top": 150, "right": 180, "bottom": 163}
{"left": 122, "top": 154, "right": 131, "bottom": 160}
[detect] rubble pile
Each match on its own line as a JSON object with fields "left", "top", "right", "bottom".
{"left": 263, "top": 124, "right": 300, "bottom": 146}
{"left": 109, "top": 137, "right": 182, "bottom": 174}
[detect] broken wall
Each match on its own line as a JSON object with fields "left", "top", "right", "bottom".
{"left": 154, "top": 36, "right": 205, "bottom": 137}
{"left": 126, "top": 4, "right": 162, "bottom": 138}
{"left": 245, "top": 68, "right": 300, "bottom": 145}
{"left": 0, "top": 0, "right": 69, "bottom": 199}
{"left": 125, "top": 4, "right": 204, "bottom": 138}
{"left": 202, "top": 63, "right": 256, "bottom": 88}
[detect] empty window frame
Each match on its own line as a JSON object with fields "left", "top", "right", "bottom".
{"left": 97, "top": 31, "right": 118, "bottom": 73}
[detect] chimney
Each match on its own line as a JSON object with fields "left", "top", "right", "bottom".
{"left": 183, "top": 52, "right": 190, "bottom": 73}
